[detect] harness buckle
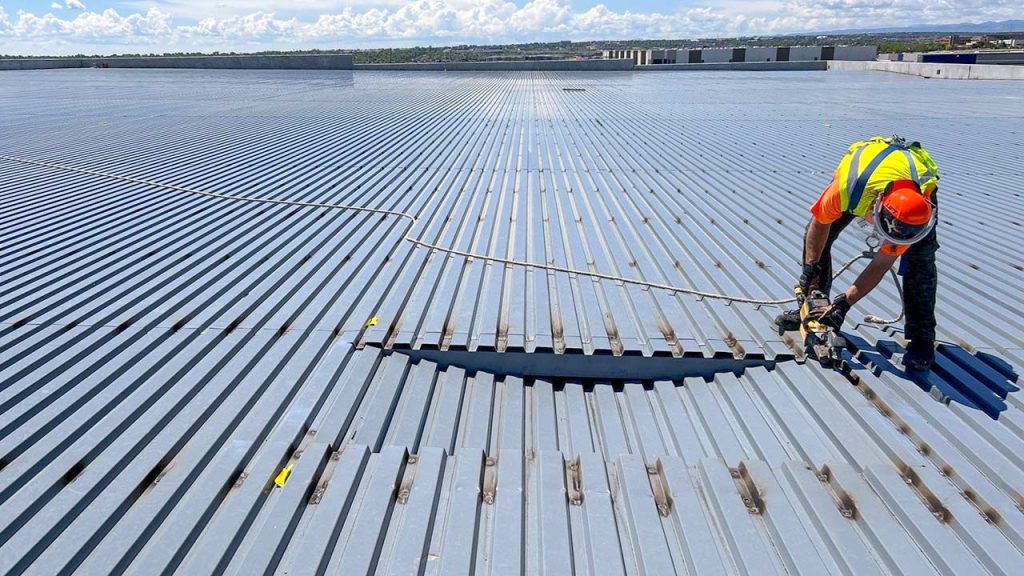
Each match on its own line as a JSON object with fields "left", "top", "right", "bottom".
{"left": 865, "top": 232, "right": 881, "bottom": 252}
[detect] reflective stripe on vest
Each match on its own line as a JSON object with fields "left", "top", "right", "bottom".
{"left": 902, "top": 150, "right": 919, "bottom": 183}
{"left": 900, "top": 148, "right": 938, "bottom": 189}
{"left": 847, "top": 145, "right": 901, "bottom": 215}
{"left": 844, "top": 145, "right": 868, "bottom": 204}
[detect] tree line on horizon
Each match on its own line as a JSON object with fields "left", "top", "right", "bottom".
{"left": 0, "top": 33, "right": 968, "bottom": 62}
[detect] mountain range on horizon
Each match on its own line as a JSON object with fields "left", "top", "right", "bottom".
{"left": 813, "top": 19, "right": 1024, "bottom": 35}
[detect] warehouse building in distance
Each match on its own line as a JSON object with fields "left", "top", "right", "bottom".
{"left": 605, "top": 45, "right": 878, "bottom": 65}
{"left": 881, "top": 49, "right": 1024, "bottom": 65}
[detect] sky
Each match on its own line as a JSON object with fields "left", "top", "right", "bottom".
{"left": 1, "top": 0, "right": 1022, "bottom": 55}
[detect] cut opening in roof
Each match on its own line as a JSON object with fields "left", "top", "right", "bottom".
{"left": 387, "top": 347, "right": 773, "bottom": 381}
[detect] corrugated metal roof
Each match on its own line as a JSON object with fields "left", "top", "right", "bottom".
{"left": 3, "top": 69, "right": 1021, "bottom": 359}
{"left": 2, "top": 68, "right": 1024, "bottom": 574}
{"left": 0, "top": 339, "right": 1022, "bottom": 573}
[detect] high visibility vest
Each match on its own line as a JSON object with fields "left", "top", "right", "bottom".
{"left": 835, "top": 137, "right": 939, "bottom": 218}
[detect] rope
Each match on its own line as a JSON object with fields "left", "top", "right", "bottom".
{"left": 862, "top": 268, "right": 905, "bottom": 325}
{"left": 0, "top": 154, "right": 902, "bottom": 322}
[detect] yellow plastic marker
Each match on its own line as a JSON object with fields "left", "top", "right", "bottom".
{"left": 274, "top": 464, "right": 294, "bottom": 488}
{"left": 365, "top": 316, "right": 379, "bottom": 327}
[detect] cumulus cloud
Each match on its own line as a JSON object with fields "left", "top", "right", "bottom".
{"left": 51, "top": 2, "right": 63, "bottom": 9}
{"left": 174, "top": 1, "right": 788, "bottom": 42}
{"left": 0, "top": 7, "right": 12, "bottom": 35}
{"left": 2, "top": 0, "right": 1023, "bottom": 55}
{"left": 13, "top": 8, "right": 172, "bottom": 41}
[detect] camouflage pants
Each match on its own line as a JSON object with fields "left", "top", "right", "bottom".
{"left": 804, "top": 192, "right": 939, "bottom": 344}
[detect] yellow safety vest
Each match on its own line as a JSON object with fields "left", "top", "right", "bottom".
{"left": 835, "top": 137, "right": 939, "bottom": 218}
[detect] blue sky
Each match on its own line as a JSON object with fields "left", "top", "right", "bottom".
{"left": 2, "top": 1, "right": 1023, "bottom": 55}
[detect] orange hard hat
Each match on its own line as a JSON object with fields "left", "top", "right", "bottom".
{"left": 873, "top": 180, "right": 935, "bottom": 245}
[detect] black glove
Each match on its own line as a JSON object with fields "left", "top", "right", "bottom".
{"left": 816, "top": 294, "right": 851, "bottom": 330}
{"left": 798, "top": 262, "right": 821, "bottom": 295}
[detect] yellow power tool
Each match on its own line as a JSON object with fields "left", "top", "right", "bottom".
{"left": 795, "top": 287, "right": 847, "bottom": 366}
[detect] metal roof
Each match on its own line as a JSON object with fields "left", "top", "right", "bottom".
{"left": 2, "top": 69, "right": 1021, "bottom": 360}
{"left": 0, "top": 340, "right": 1021, "bottom": 573}
{"left": 2, "top": 68, "right": 1024, "bottom": 573}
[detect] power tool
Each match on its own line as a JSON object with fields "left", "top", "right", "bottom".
{"left": 795, "top": 287, "right": 847, "bottom": 366}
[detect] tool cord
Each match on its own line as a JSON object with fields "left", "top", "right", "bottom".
{"left": 1, "top": 155, "right": 902, "bottom": 324}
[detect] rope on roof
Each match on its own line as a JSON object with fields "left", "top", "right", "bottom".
{"left": 0, "top": 154, "right": 902, "bottom": 322}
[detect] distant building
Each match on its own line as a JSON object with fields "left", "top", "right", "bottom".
{"left": 602, "top": 46, "right": 877, "bottom": 66}
{"left": 883, "top": 49, "right": 1024, "bottom": 65}
{"left": 921, "top": 50, "right": 1024, "bottom": 65}
{"left": 940, "top": 35, "right": 961, "bottom": 48}
{"left": 602, "top": 49, "right": 654, "bottom": 65}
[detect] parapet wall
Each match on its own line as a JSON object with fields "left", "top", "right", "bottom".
{"left": 0, "top": 58, "right": 84, "bottom": 70}
{"left": 640, "top": 61, "right": 827, "bottom": 72}
{"left": 5, "top": 54, "right": 1019, "bottom": 79}
{"left": 1, "top": 54, "right": 353, "bottom": 71}
{"left": 353, "top": 59, "right": 634, "bottom": 71}
{"left": 827, "top": 59, "right": 1024, "bottom": 80}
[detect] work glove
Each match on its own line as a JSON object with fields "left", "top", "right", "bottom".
{"left": 816, "top": 294, "right": 851, "bottom": 330}
{"left": 798, "top": 262, "right": 821, "bottom": 295}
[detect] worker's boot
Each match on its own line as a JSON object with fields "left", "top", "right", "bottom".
{"left": 774, "top": 309, "right": 801, "bottom": 331}
{"left": 904, "top": 340, "right": 935, "bottom": 372}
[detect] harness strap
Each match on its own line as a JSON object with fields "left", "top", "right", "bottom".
{"left": 847, "top": 144, "right": 901, "bottom": 214}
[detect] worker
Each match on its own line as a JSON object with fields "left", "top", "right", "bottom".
{"left": 775, "top": 136, "right": 940, "bottom": 371}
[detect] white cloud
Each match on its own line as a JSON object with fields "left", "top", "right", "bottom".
{"left": 51, "top": 2, "right": 64, "bottom": 9}
{"left": 172, "top": 1, "right": 764, "bottom": 42}
{"left": 2, "top": 0, "right": 1023, "bottom": 55}
{"left": 13, "top": 8, "right": 172, "bottom": 41}
{"left": 66, "top": 0, "right": 88, "bottom": 11}
{"left": 0, "top": 7, "right": 13, "bottom": 36}
{"left": 124, "top": 1, "right": 401, "bottom": 21}
{"left": 508, "top": 0, "right": 571, "bottom": 33}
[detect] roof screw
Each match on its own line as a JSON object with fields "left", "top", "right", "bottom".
{"left": 408, "top": 455, "right": 418, "bottom": 464}
{"left": 647, "top": 465, "right": 658, "bottom": 475}
{"left": 486, "top": 457, "right": 497, "bottom": 466}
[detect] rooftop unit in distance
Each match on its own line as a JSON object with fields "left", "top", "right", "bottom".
{"left": 605, "top": 45, "right": 878, "bottom": 66}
